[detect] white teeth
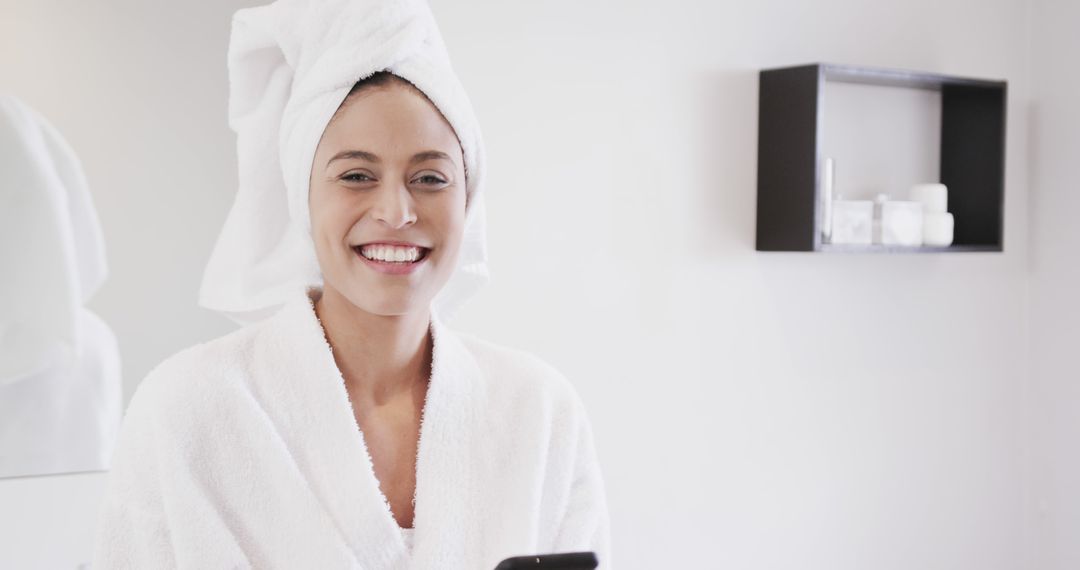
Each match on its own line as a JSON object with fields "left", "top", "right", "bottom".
{"left": 359, "top": 245, "right": 423, "bottom": 263}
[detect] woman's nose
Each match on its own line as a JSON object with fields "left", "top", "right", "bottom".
{"left": 372, "top": 183, "right": 417, "bottom": 228}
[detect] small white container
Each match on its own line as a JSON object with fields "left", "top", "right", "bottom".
{"left": 910, "top": 183, "right": 948, "bottom": 214}
{"left": 830, "top": 200, "right": 874, "bottom": 245}
{"left": 923, "top": 211, "right": 955, "bottom": 246}
{"left": 881, "top": 201, "right": 924, "bottom": 246}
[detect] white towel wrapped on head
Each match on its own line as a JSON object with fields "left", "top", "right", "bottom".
{"left": 199, "top": 0, "right": 489, "bottom": 326}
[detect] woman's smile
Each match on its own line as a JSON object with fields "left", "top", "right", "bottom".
{"left": 353, "top": 244, "right": 431, "bottom": 275}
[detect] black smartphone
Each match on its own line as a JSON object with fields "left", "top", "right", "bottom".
{"left": 494, "top": 551, "right": 598, "bottom": 570}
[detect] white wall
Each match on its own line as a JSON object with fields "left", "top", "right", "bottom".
{"left": 461, "top": 1, "right": 1032, "bottom": 568}
{"left": 0, "top": 0, "right": 1059, "bottom": 568}
{"left": 1028, "top": 0, "right": 1080, "bottom": 568}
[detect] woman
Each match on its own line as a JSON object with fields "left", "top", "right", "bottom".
{"left": 91, "top": 0, "right": 611, "bottom": 568}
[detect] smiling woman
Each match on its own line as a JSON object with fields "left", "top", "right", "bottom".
{"left": 90, "top": 0, "right": 612, "bottom": 568}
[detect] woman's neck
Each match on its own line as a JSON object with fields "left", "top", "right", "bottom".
{"left": 312, "top": 285, "right": 432, "bottom": 408}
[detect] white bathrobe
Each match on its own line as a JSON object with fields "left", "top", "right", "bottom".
{"left": 91, "top": 286, "right": 612, "bottom": 569}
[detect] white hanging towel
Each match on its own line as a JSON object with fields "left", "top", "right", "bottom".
{"left": 0, "top": 95, "right": 122, "bottom": 478}
{"left": 91, "top": 286, "right": 612, "bottom": 569}
{"left": 0, "top": 310, "right": 121, "bottom": 479}
{"left": 0, "top": 94, "right": 109, "bottom": 383}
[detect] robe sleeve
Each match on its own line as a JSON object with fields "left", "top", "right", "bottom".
{"left": 551, "top": 393, "right": 614, "bottom": 569}
{"left": 90, "top": 375, "right": 177, "bottom": 569}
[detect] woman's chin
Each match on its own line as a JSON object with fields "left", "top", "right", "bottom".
{"left": 342, "top": 290, "right": 428, "bottom": 318}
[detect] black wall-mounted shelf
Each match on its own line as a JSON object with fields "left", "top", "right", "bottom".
{"left": 755, "top": 62, "right": 1007, "bottom": 252}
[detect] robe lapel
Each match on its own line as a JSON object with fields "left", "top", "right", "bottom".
{"left": 410, "top": 308, "right": 483, "bottom": 568}
{"left": 254, "top": 286, "right": 482, "bottom": 569}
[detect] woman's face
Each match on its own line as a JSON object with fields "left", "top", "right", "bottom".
{"left": 308, "top": 79, "right": 467, "bottom": 318}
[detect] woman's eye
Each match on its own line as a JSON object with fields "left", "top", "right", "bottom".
{"left": 415, "top": 174, "right": 447, "bottom": 185}
{"left": 342, "top": 172, "right": 374, "bottom": 183}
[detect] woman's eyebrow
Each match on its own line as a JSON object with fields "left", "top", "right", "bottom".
{"left": 326, "top": 149, "right": 452, "bottom": 167}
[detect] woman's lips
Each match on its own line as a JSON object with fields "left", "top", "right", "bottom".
{"left": 352, "top": 246, "right": 429, "bottom": 275}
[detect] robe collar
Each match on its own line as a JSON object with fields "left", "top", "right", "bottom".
{"left": 256, "top": 285, "right": 482, "bottom": 568}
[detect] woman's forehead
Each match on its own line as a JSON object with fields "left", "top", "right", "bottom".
{"left": 322, "top": 85, "right": 460, "bottom": 158}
